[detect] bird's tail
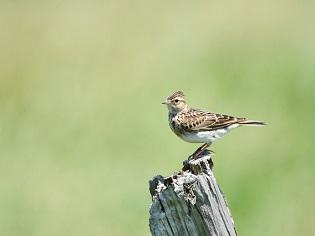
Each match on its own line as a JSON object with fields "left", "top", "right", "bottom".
{"left": 238, "top": 119, "right": 266, "bottom": 126}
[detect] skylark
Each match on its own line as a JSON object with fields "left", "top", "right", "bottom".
{"left": 162, "top": 91, "right": 265, "bottom": 159}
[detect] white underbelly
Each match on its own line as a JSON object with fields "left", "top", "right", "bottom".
{"left": 180, "top": 127, "right": 235, "bottom": 143}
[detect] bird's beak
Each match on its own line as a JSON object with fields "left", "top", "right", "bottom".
{"left": 161, "top": 101, "right": 168, "bottom": 105}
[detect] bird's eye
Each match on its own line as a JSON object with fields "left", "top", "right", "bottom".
{"left": 174, "top": 99, "right": 179, "bottom": 103}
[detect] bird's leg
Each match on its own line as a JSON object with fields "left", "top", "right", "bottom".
{"left": 189, "top": 143, "right": 210, "bottom": 160}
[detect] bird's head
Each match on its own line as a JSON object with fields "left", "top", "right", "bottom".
{"left": 162, "top": 91, "right": 188, "bottom": 113}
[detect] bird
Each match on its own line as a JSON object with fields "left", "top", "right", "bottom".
{"left": 162, "top": 91, "right": 265, "bottom": 160}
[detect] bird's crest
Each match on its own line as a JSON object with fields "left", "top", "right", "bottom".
{"left": 167, "top": 91, "right": 185, "bottom": 100}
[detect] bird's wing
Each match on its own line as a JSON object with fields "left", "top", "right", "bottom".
{"left": 176, "top": 109, "right": 246, "bottom": 131}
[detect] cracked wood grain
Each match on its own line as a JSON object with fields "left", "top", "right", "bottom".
{"left": 149, "top": 150, "right": 237, "bottom": 236}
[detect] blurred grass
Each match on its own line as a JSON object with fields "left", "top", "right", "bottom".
{"left": 0, "top": 0, "right": 315, "bottom": 235}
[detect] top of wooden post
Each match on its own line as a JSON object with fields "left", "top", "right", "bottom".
{"left": 149, "top": 150, "right": 237, "bottom": 236}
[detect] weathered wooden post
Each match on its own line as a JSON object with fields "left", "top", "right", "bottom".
{"left": 149, "top": 150, "right": 237, "bottom": 236}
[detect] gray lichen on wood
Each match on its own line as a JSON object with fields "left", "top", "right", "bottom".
{"left": 149, "top": 150, "right": 237, "bottom": 236}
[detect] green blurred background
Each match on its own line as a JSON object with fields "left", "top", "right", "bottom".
{"left": 1, "top": 1, "right": 315, "bottom": 235}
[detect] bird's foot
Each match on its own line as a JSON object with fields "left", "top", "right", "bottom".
{"left": 188, "top": 149, "right": 215, "bottom": 161}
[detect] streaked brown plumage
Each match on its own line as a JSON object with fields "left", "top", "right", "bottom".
{"left": 162, "top": 91, "right": 265, "bottom": 159}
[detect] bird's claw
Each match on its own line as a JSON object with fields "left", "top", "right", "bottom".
{"left": 188, "top": 149, "right": 215, "bottom": 161}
